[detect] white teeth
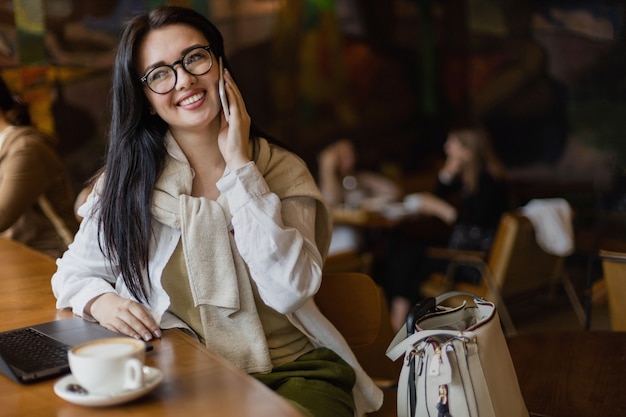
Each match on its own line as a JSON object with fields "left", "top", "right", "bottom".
{"left": 178, "top": 92, "right": 205, "bottom": 106}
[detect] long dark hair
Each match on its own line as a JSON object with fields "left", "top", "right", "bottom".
{"left": 98, "top": 6, "right": 258, "bottom": 302}
{"left": 0, "top": 75, "right": 31, "bottom": 126}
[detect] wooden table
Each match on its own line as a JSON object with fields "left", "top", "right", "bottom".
{"left": 0, "top": 238, "right": 304, "bottom": 417}
{"left": 507, "top": 331, "right": 626, "bottom": 417}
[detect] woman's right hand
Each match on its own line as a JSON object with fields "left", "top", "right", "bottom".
{"left": 218, "top": 69, "right": 251, "bottom": 170}
{"left": 87, "top": 293, "right": 161, "bottom": 341}
{"left": 440, "top": 155, "right": 464, "bottom": 181}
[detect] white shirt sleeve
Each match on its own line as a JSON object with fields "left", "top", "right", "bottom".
{"left": 51, "top": 194, "right": 121, "bottom": 317}
{"left": 217, "top": 161, "right": 323, "bottom": 314}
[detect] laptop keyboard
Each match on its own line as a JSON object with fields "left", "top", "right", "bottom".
{"left": 0, "top": 328, "right": 70, "bottom": 373}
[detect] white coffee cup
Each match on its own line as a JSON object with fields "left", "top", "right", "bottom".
{"left": 403, "top": 193, "right": 423, "bottom": 213}
{"left": 68, "top": 337, "right": 146, "bottom": 395}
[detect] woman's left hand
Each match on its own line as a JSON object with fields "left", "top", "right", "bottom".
{"left": 218, "top": 69, "right": 251, "bottom": 170}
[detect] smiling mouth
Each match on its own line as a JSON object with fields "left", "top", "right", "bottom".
{"left": 178, "top": 91, "right": 205, "bottom": 106}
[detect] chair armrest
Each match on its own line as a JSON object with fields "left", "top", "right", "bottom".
{"left": 371, "top": 377, "right": 398, "bottom": 390}
{"left": 599, "top": 249, "right": 626, "bottom": 263}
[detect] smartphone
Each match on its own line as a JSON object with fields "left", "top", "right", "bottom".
{"left": 218, "top": 57, "right": 230, "bottom": 121}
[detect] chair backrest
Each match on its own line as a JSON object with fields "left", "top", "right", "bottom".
{"left": 599, "top": 249, "right": 626, "bottom": 331}
{"left": 315, "top": 272, "right": 381, "bottom": 347}
{"left": 442, "top": 209, "right": 583, "bottom": 335}
{"left": 487, "top": 212, "right": 565, "bottom": 299}
{"left": 315, "top": 272, "right": 402, "bottom": 383}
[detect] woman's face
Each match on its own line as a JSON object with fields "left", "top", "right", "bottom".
{"left": 444, "top": 134, "right": 470, "bottom": 163}
{"left": 334, "top": 140, "right": 356, "bottom": 175}
{"left": 138, "top": 24, "right": 222, "bottom": 135}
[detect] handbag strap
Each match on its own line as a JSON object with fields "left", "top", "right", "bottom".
{"left": 397, "top": 350, "right": 414, "bottom": 417}
{"left": 388, "top": 291, "right": 486, "bottom": 361}
{"left": 434, "top": 290, "right": 486, "bottom": 305}
{"left": 386, "top": 329, "right": 476, "bottom": 361}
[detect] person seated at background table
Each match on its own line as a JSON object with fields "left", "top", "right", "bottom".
{"left": 51, "top": 6, "right": 381, "bottom": 417}
{"left": 318, "top": 138, "right": 401, "bottom": 254}
{"left": 0, "top": 75, "right": 79, "bottom": 258}
{"left": 387, "top": 127, "right": 509, "bottom": 330}
{"left": 431, "top": 127, "right": 509, "bottom": 250}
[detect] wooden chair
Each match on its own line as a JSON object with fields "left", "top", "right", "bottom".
{"left": 421, "top": 211, "right": 585, "bottom": 335}
{"left": 599, "top": 249, "right": 626, "bottom": 330}
{"left": 315, "top": 272, "right": 400, "bottom": 417}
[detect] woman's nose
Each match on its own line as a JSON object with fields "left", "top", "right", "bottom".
{"left": 175, "top": 66, "right": 196, "bottom": 90}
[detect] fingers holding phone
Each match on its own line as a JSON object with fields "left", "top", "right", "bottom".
{"left": 216, "top": 58, "right": 252, "bottom": 169}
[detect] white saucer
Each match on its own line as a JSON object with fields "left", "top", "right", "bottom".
{"left": 54, "top": 366, "right": 163, "bottom": 407}
{"left": 382, "top": 202, "right": 408, "bottom": 220}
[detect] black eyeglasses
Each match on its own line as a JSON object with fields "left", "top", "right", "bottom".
{"left": 140, "top": 45, "right": 213, "bottom": 94}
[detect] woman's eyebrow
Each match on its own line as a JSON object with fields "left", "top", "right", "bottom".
{"left": 141, "top": 44, "right": 207, "bottom": 75}
{"left": 181, "top": 43, "right": 205, "bottom": 56}
{"left": 142, "top": 60, "right": 167, "bottom": 75}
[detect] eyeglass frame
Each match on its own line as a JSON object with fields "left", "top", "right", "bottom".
{"left": 140, "top": 45, "right": 214, "bottom": 94}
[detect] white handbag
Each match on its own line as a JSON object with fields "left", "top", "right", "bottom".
{"left": 386, "top": 292, "right": 529, "bottom": 417}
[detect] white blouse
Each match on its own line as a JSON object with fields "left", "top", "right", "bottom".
{"left": 52, "top": 159, "right": 322, "bottom": 323}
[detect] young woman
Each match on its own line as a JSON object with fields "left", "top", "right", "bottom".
{"left": 51, "top": 6, "right": 381, "bottom": 417}
{"left": 434, "top": 127, "right": 509, "bottom": 251}
{"left": 0, "top": 75, "right": 78, "bottom": 258}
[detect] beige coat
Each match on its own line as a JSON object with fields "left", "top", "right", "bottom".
{"left": 0, "top": 125, "right": 78, "bottom": 257}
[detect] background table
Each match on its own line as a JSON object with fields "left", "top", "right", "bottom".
{"left": 507, "top": 331, "right": 626, "bottom": 417}
{"left": 0, "top": 238, "right": 305, "bottom": 417}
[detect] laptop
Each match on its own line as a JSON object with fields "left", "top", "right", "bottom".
{"left": 0, "top": 317, "right": 151, "bottom": 384}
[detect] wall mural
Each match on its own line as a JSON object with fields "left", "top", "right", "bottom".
{"left": 0, "top": 0, "right": 206, "bottom": 191}
{"left": 0, "top": 0, "right": 623, "bottom": 202}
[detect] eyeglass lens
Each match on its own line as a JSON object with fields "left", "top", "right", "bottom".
{"left": 145, "top": 47, "right": 213, "bottom": 94}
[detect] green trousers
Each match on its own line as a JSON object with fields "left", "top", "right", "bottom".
{"left": 254, "top": 348, "right": 356, "bottom": 417}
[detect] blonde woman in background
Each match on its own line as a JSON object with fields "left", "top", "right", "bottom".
{"left": 401, "top": 127, "right": 509, "bottom": 249}
{"left": 432, "top": 127, "right": 509, "bottom": 250}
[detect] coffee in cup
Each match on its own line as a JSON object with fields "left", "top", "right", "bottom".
{"left": 68, "top": 337, "right": 146, "bottom": 395}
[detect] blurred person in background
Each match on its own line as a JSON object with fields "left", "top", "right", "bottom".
{"left": 431, "top": 127, "right": 509, "bottom": 251}
{"left": 0, "top": 74, "right": 78, "bottom": 258}
{"left": 318, "top": 138, "right": 401, "bottom": 254}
